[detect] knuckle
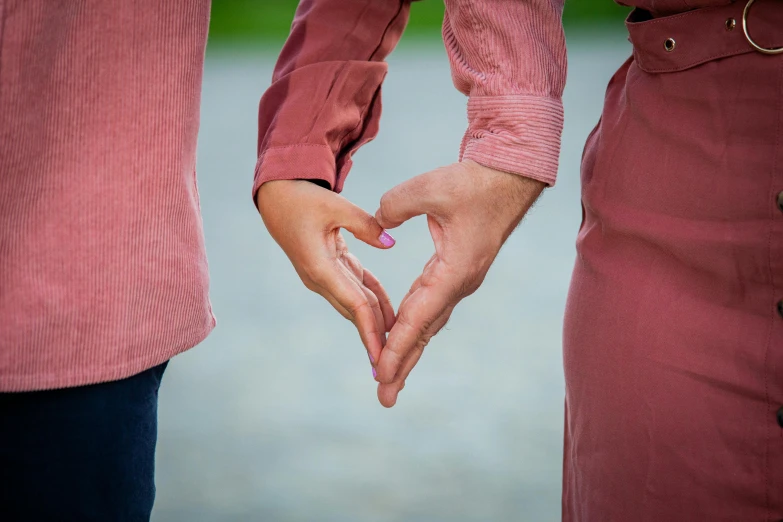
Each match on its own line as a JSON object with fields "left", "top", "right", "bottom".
{"left": 453, "top": 266, "right": 487, "bottom": 299}
{"left": 386, "top": 346, "right": 404, "bottom": 363}
{"left": 365, "top": 290, "right": 380, "bottom": 308}
{"left": 456, "top": 275, "right": 480, "bottom": 298}
{"left": 396, "top": 311, "right": 429, "bottom": 338}
{"left": 303, "top": 264, "right": 328, "bottom": 287}
{"left": 301, "top": 278, "right": 319, "bottom": 293}
{"left": 296, "top": 262, "right": 323, "bottom": 289}
{"left": 416, "top": 337, "right": 431, "bottom": 352}
{"left": 359, "top": 211, "right": 378, "bottom": 231}
{"left": 346, "top": 298, "right": 370, "bottom": 318}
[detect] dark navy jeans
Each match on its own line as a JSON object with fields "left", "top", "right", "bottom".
{"left": 0, "top": 361, "right": 168, "bottom": 522}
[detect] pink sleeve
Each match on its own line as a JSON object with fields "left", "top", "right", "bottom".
{"left": 444, "top": 0, "right": 567, "bottom": 186}
{"left": 253, "top": 0, "right": 410, "bottom": 197}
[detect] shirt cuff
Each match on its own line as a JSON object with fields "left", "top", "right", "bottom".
{"left": 252, "top": 143, "right": 336, "bottom": 204}
{"left": 460, "top": 95, "right": 564, "bottom": 186}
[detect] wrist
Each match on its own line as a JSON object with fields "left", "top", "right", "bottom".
{"left": 459, "top": 160, "right": 543, "bottom": 245}
{"left": 256, "top": 179, "right": 301, "bottom": 215}
{"left": 463, "top": 159, "right": 544, "bottom": 207}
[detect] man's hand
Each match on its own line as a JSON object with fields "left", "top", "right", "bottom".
{"left": 257, "top": 180, "right": 396, "bottom": 370}
{"left": 373, "top": 160, "right": 545, "bottom": 407}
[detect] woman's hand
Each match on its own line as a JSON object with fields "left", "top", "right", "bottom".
{"left": 257, "top": 180, "right": 396, "bottom": 370}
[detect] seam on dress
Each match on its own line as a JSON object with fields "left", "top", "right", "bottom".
{"left": 762, "top": 56, "right": 783, "bottom": 522}
{"left": 638, "top": 48, "right": 756, "bottom": 74}
{"left": 0, "top": 0, "right": 5, "bottom": 99}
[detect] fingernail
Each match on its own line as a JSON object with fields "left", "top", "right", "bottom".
{"left": 372, "top": 367, "right": 377, "bottom": 379}
{"left": 378, "top": 230, "right": 395, "bottom": 247}
{"left": 368, "top": 353, "right": 375, "bottom": 364}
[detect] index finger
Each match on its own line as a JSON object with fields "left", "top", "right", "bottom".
{"left": 375, "top": 281, "right": 453, "bottom": 384}
{"left": 377, "top": 303, "right": 454, "bottom": 406}
{"left": 313, "top": 263, "right": 385, "bottom": 364}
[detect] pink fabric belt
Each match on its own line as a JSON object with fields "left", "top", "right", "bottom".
{"left": 627, "top": 0, "right": 783, "bottom": 73}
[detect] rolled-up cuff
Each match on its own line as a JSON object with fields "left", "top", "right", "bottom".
{"left": 460, "top": 95, "right": 564, "bottom": 186}
{"left": 252, "top": 143, "right": 336, "bottom": 205}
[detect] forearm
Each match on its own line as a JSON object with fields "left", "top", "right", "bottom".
{"left": 254, "top": 0, "right": 411, "bottom": 199}
{"left": 443, "top": 0, "right": 567, "bottom": 186}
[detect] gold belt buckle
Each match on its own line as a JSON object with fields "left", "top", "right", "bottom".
{"left": 742, "top": 0, "right": 783, "bottom": 54}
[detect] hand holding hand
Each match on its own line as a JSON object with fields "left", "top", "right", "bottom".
{"left": 257, "top": 180, "right": 396, "bottom": 369}
{"left": 373, "top": 160, "right": 545, "bottom": 407}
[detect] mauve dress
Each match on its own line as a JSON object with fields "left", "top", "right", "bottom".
{"left": 563, "top": 0, "right": 783, "bottom": 520}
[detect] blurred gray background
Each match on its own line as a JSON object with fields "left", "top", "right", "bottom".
{"left": 152, "top": 20, "right": 632, "bottom": 522}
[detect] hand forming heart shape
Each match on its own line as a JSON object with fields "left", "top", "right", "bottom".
{"left": 257, "top": 160, "right": 544, "bottom": 408}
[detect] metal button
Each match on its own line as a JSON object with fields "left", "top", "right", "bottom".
{"left": 778, "top": 406, "right": 783, "bottom": 428}
{"left": 664, "top": 38, "right": 676, "bottom": 52}
{"left": 777, "top": 191, "right": 783, "bottom": 214}
{"left": 778, "top": 299, "right": 783, "bottom": 319}
{"left": 726, "top": 18, "right": 736, "bottom": 30}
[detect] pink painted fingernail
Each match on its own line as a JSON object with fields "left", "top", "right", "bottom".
{"left": 372, "top": 367, "right": 377, "bottom": 379}
{"left": 378, "top": 230, "right": 395, "bottom": 247}
{"left": 368, "top": 353, "right": 375, "bottom": 364}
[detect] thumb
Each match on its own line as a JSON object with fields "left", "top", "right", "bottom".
{"left": 375, "top": 172, "right": 439, "bottom": 230}
{"left": 333, "top": 196, "right": 396, "bottom": 249}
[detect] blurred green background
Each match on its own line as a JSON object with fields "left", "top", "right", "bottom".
{"left": 208, "top": 0, "right": 631, "bottom": 43}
